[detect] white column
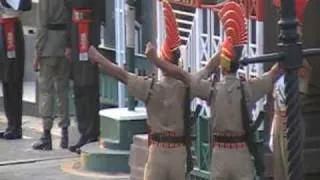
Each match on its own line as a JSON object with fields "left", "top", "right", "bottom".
{"left": 256, "top": 20, "right": 265, "bottom": 130}
{"left": 115, "top": 0, "right": 126, "bottom": 107}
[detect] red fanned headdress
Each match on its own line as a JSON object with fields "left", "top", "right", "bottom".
{"left": 218, "top": 1, "right": 247, "bottom": 72}
{"left": 218, "top": 1, "right": 247, "bottom": 45}
{"left": 160, "top": 0, "right": 182, "bottom": 63}
{"left": 273, "top": 0, "right": 308, "bottom": 24}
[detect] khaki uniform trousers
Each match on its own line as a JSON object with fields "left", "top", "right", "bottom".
{"left": 38, "top": 56, "right": 70, "bottom": 130}
{"left": 211, "top": 147, "right": 254, "bottom": 180}
{"left": 144, "top": 145, "right": 186, "bottom": 180}
{"left": 272, "top": 121, "right": 288, "bottom": 180}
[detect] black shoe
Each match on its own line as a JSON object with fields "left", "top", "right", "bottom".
{"left": 88, "top": 137, "right": 98, "bottom": 143}
{"left": 0, "top": 127, "right": 11, "bottom": 139}
{"left": 60, "top": 128, "right": 68, "bottom": 149}
{"left": 4, "top": 128, "right": 22, "bottom": 140}
{"left": 32, "top": 131, "right": 52, "bottom": 150}
{"left": 75, "top": 148, "right": 81, "bottom": 155}
{"left": 69, "top": 135, "right": 88, "bottom": 153}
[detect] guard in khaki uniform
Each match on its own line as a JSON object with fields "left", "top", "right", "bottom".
{"left": 32, "top": 0, "right": 70, "bottom": 150}
{"left": 270, "top": 60, "right": 310, "bottom": 180}
{"left": 146, "top": 2, "right": 282, "bottom": 179}
{"left": 87, "top": 1, "right": 220, "bottom": 179}
{"left": 270, "top": 1, "right": 311, "bottom": 179}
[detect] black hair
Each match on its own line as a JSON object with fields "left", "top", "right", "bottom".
{"left": 229, "top": 61, "right": 239, "bottom": 73}
{"left": 229, "top": 45, "right": 244, "bottom": 73}
{"left": 172, "top": 48, "right": 181, "bottom": 65}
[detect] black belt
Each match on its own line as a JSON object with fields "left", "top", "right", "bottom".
{"left": 151, "top": 133, "right": 185, "bottom": 143}
{"left": 47, "top": 24, "right": 67, "bottom": 31}
{"left": 214, "top": 135, "right": 246, "bottom": 143}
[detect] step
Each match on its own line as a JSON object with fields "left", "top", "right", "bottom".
{"left": 129, "top": 134, "right": 149, "bottom": 179}
{"left": 130, "top": 166, "right": 145, "bottom": 180}
{"left": 128, "top": 144, "right": 148, "bottom": 168}
{"left": 129, "top": 135, "right": 148, "bottom": 168}
{"left": 99, "top": 108, "right": 148, "bottom": 150}
{"left": 80, "top": 142, "right": 130, "bottom": 173}
{"left": 132, "top": 134, "right": 148, "bottom": 147}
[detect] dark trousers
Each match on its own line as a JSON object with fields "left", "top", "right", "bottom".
{"left": 2, "top": 80, "right": 23, "bottom": 130}
{"left": 0, "top": 19, "right": 24, "bottom": 131}
{"left": 74, "top": 85, "right": 100, "bottom": 139}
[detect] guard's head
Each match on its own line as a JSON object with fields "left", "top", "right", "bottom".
{"left": 218, "top": 2, "right": 247, "bottom": 74}
{"left": 230, "top": 45, "right": 244, "bottom": 73}
{"left": 160, "top": 1, "right": 181, "bottom": 66}
{"left": 220, "top": 38, "right": 244, "bottom": 74}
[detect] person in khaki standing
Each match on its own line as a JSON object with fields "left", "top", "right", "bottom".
{"left": 32, "top": 0, "right": 70, "bottom": 150}
{"left": 86, "top": 1, "right": 220, "bottom": 179}
{"left": 270, "top": 59, "right": 311, "bottom": 180}
{"left": 146, "top": 2, "right": 283, "bottom": 179}
{"left": 270, "top": 1, "right": 312, "bottom": 179}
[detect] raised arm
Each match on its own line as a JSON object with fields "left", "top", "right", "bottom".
{"left": 88, "top": 46, "right": 128, "bottom": 84}
{"left": 246, "top": 63, "right": 283, "bottom": 103}
{"left": 195, "top": 50, "right": 221, "bottom": 79}
{"left": 145, "top": 42, "right": 191, "bottom": 85}
{"left": 265, "top": 63, "right": 283, "bottom": 83}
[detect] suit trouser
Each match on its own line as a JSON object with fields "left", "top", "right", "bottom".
{"left": 38, "top": 56, "right": 70, "bottom": 130}
{"left": 211, "top": 147, "right": 254, "bottom": 180}
{"left": 2, "top": 79, "right": 23, "bottom": 130}
{"left": 143, "top": 145, "right": 186, "bottom": 180}
{"left": 1, "top": 19, "right": 24, "bottom": 131}
{"left": 73, "top": 85, "right": 100, "bottom": 139}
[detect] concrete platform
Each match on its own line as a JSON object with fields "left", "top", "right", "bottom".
{"left": 79, "top": 108, "right": 148, "bottom": 174}
{"left": 99, "top": 108, "right": 147, "bottom": 150}
{"left": 80, "top": 142, "right": 130, "bottom": 173}
{"left": 128, "top": 135, "right": 148, "bottom": 180}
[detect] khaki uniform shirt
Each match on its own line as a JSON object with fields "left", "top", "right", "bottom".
{"left": 190, "top": 73, "right": 273, "bottom": 133}
{"left": 127, "top": 68, "right": 211, "bottom": 135}
{"left": 35, "top": 0, "right": 67, "bottom": 57}
{"left": 128, "top": 73, "right": 187, "bottom": 136}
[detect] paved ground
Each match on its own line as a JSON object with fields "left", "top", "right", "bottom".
{"left": 0, "top": 114, "right": 129, "bottom": 180}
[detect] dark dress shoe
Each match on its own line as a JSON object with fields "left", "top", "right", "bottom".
{"left": 0, "top": 132, "right": 4, "bottom": 139}
{"left": 60, "top": 128, "right": 68, "bottom": 149}
{"left": 75, "top": 148, "right": 81, "bottom": 155}
{"left": 88, "top": 137, "right": 98, "bottom": 143}
{"left": 33, "top": 132, "right": 52, "bottom": 150}
{"left": 4, "top": 128, "right": 22, "bottom": 140}
{"left": 70, "top": 136, "right": 98, "bottom": 154}
{"left": 0, "top": 131, "right": 6, "bottom": 139}
{"left": 69, "top": 135, "right": 88, "bottom": 153}
{"left": 0, "top": 127, "right": 12, "bottom": 139}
